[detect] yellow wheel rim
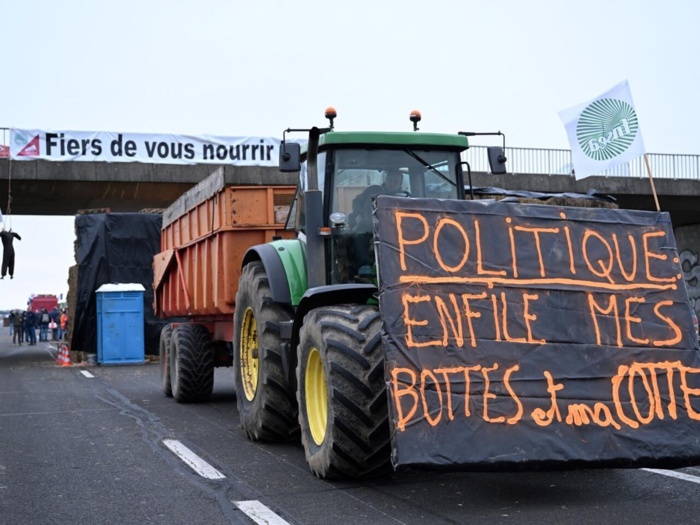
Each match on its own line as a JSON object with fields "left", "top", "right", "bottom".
{"left": 240, "top": 307, "right": 259, "bottom": 401}
{"left": 305, "top": 347, "right": 327, "bottom": 446}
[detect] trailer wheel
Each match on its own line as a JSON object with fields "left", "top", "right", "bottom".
{"left": 234, "top": 261, "right": 297, "bottom": 441}
{"left": 297, "top": 305, "right": 391, "bottom": 479}
{"left": 169, "top": 323, "right": 215, "bottom": 403}
{"left": 160, "top": 324, "right": 173, "bottom": 397}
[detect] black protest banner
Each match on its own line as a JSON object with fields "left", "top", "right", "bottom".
{"left": 373, "top": 196, "right": 700, "bottom": 470}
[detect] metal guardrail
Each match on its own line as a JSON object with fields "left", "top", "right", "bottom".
{"left": 464, "top": 145, "right": 700, "bottom": 180}
{"left": 0, "top": 127, "right": 8, "bottom": 157}
{"left": 1, "top": 127, "right": 698, "bottom": 180}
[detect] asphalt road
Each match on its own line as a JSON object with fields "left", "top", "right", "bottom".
{"left": 2, "top": 330, "right": 700, "bottom": 525}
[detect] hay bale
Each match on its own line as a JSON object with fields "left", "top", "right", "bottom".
{"left": 66, "top": 264, "right": 79, "bottom": 348}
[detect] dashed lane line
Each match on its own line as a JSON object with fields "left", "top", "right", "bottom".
{"left": 643, "top": 468, "right": 700, "bottom": 484}
{"left": 234, "top": 500, "right": 291, "bottom": 525}
{"left": 162, "top": 439, "right": 225, "bottom": 480}
{"left": 80, "top": 370, "right": 95, "bottom": 378}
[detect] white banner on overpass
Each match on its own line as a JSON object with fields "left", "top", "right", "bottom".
{"left": 8, "top": 129, "right": 283, "bottom": 166}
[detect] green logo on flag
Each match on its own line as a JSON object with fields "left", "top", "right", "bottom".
{"left": 576, "top": 98, "right": 638, "bottom": 161}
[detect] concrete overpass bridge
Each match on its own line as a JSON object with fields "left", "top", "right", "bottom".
{"left": 1, "top": 145, "right": 699, "bottom": 226}
{"left": 3, "top": 144, "right": 699, "bottom": 312}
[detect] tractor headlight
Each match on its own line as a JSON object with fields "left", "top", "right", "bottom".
{"left": 329, "top": 212, "right": 347, "bottom": 228}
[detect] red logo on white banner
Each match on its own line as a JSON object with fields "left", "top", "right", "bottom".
{"left": 17, "top": 135, "right": 41, "bottom": 157}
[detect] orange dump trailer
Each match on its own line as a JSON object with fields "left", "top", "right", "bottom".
{"left": 153, "top": 169, "right": 295, "bottom": 401}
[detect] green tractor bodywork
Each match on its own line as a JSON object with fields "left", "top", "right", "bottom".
{"left": 246, "top": 129, "right": 470, "bottom": 301}
{"left": 234, "top": 122, "right": 485, "bottom": 478}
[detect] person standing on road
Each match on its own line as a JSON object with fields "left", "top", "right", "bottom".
{"left": 59, "top": 309, "right": 68, "bottom": 341}
{"left": 49, "top": 306, "right": 60, "bottom": 341}
{"left": 12, "top": 310, "right": 23, "bottom": 345}
{"left": 39, "top": 308, "right": 50, "bottom": 342}
{"left": 25, "top": 308, "right": 37, "bottom": 345}
{"left": 20, "top": 310, "right": 27, "bottom": 342}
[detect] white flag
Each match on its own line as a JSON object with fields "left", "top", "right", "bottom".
{"left": 558, "top": 80, "right": 645, "bottom": 180}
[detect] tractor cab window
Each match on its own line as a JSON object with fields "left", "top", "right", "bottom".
{"left": 330, "top": 148, "right": 461, "bottom": 234}
{"left": 327, "top": 148, "right": 461, "bottom": 284}
{"left": 334, "top": 167, "right": 401, "bottom": 234}
{"left": 286, "top": 153, "right": 326, "bottom": 233}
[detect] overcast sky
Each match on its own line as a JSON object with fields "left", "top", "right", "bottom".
{"left": 0, "top": 0, "right": 699, "bottom": 310}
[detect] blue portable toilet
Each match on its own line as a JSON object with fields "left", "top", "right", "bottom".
{"left": 96, "top": 283, "right": 146, "bottom": 365}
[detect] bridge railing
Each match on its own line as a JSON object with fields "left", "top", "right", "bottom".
{"left": 464, "top": 146, "right": 700, "bottom": 180}
{"left": 0, "top": 128, "right": 7, "bottom": 158}
{"left": 1, "top": 127, "right": 698, "bottom": 180}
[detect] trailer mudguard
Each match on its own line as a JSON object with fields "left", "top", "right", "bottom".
{"left": 242, "top": 240, "right": 307, "bottom": 305}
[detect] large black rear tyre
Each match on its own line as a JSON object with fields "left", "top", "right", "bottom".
{"left": 234, "top": 262, "right": 298, "bottom": 441}
{"left": 160, "top": 324, "right": 173, "bottom": 397}
{"left": 297, "top": 305, "right": 391, "bottom": 479}
{"left": 169, "top": 323, "right": 215, "bottom": 403}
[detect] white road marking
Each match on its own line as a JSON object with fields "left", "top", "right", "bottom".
{"left": 643, "top": 468, "right": 700, "bottom": 484}
{"left": 80, "top": 370, "right": 94, "bottom": 378}
{"left": 162, "top": 439, "right": 225, "bottom": 479}
{"left": 234, "top": 500, "right": 291, "bottom": 525}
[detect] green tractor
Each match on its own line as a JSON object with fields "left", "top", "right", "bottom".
{"left": 233, "top": 109, "right": 506, "bottom": 478}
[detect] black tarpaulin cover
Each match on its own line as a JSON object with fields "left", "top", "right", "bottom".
{"left": 71, "top": 213, "right": 163, "bottom": 355}
{"left": 374, "top": 196, "right": 700, "bottom": 470}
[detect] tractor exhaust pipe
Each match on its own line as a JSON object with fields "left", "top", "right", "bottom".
{"left": 304, "top": 127, "right": 325, "bottom": 288}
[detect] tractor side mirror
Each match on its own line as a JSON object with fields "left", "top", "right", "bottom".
{"left": 279, "top": 142, "right": 301, "bottom": 172}
{"left": 487, "top": 146, "right": 507, "bottom": 175}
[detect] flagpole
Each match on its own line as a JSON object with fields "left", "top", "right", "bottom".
{"left": 643, "top": 154, "right": 660, "bottom": 211}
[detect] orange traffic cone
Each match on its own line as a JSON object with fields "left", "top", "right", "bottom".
{"left": 60, "top": 344, "right": 72, "bottom": 367}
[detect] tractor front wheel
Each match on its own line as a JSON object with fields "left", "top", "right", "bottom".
{"left": 297, "top": 304, "right": 391, "bottom": 479}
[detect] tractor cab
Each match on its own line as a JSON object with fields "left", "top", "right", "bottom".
{"left": 281, "top": 117, "right": 472, "bottom": 286}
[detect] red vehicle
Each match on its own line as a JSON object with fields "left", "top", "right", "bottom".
{"left": 30, "top": 294, "right": 58, "bottom": 313}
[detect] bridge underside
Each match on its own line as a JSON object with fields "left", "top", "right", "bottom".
{"left": 0, "top": 160, "right": 698, "bottom": 227}
{"left": 1, "top": 179, "right": 193, "bottom": 215}
{"left": 0, "top": 160, "right": 295, "bottom": 216}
